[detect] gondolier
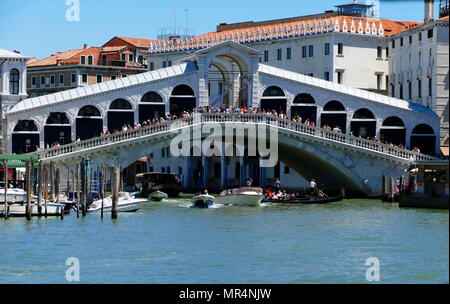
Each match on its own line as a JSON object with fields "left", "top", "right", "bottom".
{"left": 310, "top": 178, "right": 318, "bottom": 196}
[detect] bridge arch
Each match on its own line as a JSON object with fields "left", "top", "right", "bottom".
{"left": 410, "top": 123, "right": 436, "bottom": 154}
{"left": 170, "top": 84, "right": 196, "bottom": 116}
{"left": 380, "top": 116, "right": 406, "bottom": 145}
{"left": 350, "top": 108, "right": 376, "bottom": 138}
{"left": 108, "top": 98, "right": 134, "bottom": 132}
{"left": 44, "top": 112, "right": 72, "bottom": 147}
{"left": 260, "top": 86, "right": 287, "bottom": 114}
{"left": 291, "top": 93, "right": 317, "bottom": 123}
{"left": 320, "top": 100, "right": 347, "bottom": 133}
{"left": 12, "top": 120, "right": 39, "bottom": 154}
{"left": 139, "top": 91, "right": 165, "bottom": 123}
{"left": 76, "top": 105, "right": 103, "bottom": 140}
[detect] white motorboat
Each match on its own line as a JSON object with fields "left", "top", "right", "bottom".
{"left": 0, "top": 201, "right": 64, "bottom": 217}
{"left": 216, "top": 187, "right": 265, "bottom": 207}
{"left": 191, "top": 194, "right": 215, "bottom": 208}
{"left": 149, "top": 191, "right": 168, "bottom": 202}
{"left": 88, "top": 192, "right": 147, "bottom": 213}
{"left": 0, "top": 188, "right": 27, "bottom": 203}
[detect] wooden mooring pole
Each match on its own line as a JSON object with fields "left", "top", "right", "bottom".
{"left": 3, "top": 160, "right": 8, "bottom": 219}
{"left": 55, "top": 167, "right": 63, "bottom": 220}
{"left": 44, "top": 164, "right": 48, "bottom": 218}
{"left": 75, "top": 163, "right": 80, "bottom": 218}
{"left": 100, "top": 167, "right": 105, "bottom": 219}
{"left": 81, "top": 158, "right": 87, "bottom": 217}
{"left": 25, "top": 158, "right": 33, "bottom": 220}
{"left": 111, "top": 166, "right": 120, "bottom": 219}
{"left": 37, "top": 161, "right": 43, "bottom": 217}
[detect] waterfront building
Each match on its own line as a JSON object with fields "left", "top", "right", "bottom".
{"left": 0, "top": 49, "right": 30, "bottom": 154}
{"left": 387, "top": 2, "right": 449, "bottom": 155}
{"left": 26, "top": 37, "right": 161, "bottom": 98}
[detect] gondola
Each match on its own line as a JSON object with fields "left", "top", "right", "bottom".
{"left": 263, "top": 195, "right": 343, "bottom": 205}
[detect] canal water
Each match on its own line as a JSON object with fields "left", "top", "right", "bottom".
{"left": 0, "top": 198, "right": 448, "bottom": 284}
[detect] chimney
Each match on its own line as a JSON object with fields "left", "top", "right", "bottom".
{"left": 425, "top": 0, "right": 435, "bottom": 23}
{"left": 83, "top": 44, "right": 88, "bottom": 49}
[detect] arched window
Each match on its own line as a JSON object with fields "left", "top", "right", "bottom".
{"left": 170, "top": 84, "right": 196, "bottom": 116}
{"left": 110, "top": 99, "right": 132, "bottom": 110}
{"left": 293, "top": 93, "right": 315, "bottom": 104}
{"left": 12, "top": 120, "right": 39, "bottom": 154}
{"left": 9, "top": 69, "right": 19, "bottom": 95}
{"left": 13, "top": 120, "right": 38, "bottom": 132}
{"left": 418, "top": 51, "right": 422, "bottom": 68}
{"left": 46, "top": 113, "right": 70, "bottom": 125}
{"left": 262, "top": 86, "right": 285, "bottom": 97}
{"left": 323, "top": 100, "right": 345, "bottom": 112}
{"left": 380, "top": 116, "right": 406, "bottom": 146}
{"left": 428, "top": 48, "right": 433, "bottom": 66}
{"left": 410, "top": 123, "right": 436, "bottom": 154}
{"left": 78, "top": 105, "right": 101, "bottom": 117}
{"left": 412, "top": 124, "right": 434, "bottom": 135}
{"left": 172, "top": 84, "right": 195, "bottom": 96}
{"left": 353, "top": 108, "right": 375, "bottom": 119}
{"left": 141, "top": 91, "right": 163, "bottom": 103}
{"left": 383, "top": 116, "right": 405, "bottom": 127}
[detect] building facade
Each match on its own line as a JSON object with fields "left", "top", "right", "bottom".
{"left": 388, "top": 16, "right": 449, "bottom": 149}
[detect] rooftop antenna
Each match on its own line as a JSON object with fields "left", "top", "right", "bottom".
{"left": 184, "top": 9, "right": 189, "bottom": 39}
{"left": 171, "top": 9, "right": 177, "bottom": 36}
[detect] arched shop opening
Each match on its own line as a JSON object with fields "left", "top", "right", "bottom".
{"left": 410, "top": 124, "right": 436, "bottom": 155}
{"left": 76, "top": 105, "right": 103, "bottom": 140}
{"left": 350, "top": 108, "right": 376, "bottom": 138}
{"left": 260, "top": 86, "right": 287, "bottom": 114}
{"left": 291, "top": 93, "right": 317, "bottom": 122}
{"left": 320, "top": 100, "right": 347, "bottom": 133}
{"left": 139, "top": 91, "right": 165, "bottom": 123}
{"left": 44, "top": 112, "right": 71, "bottom": 147}
{"left": 12, "top": 120, "right": 39, "bottom": 154}
{"left": 380, "top": 116, "right": 406, "bottom": 145}
{"left": 170, "top": 85, "right": 196, "bottom": 116}
{"left": 108, "top": 99, "right": 134, "bottom": 132}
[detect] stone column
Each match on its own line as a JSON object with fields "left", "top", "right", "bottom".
{"left": 239, "top": 156, "right": 246, "bottom": 187}
{"left": 202, "top": 155, "right": 208, "bottom": 190}
{"left": 249, "top": 56, "right": 261, "bottom": 109}
{"left": 221, "top": 155, "right": 228, "bottom": 190}
{"left": 259, "top": 157, "right": 266, "bottom": 188}
{"left": 197, "top": 56, "right": 209, "bottom": 107}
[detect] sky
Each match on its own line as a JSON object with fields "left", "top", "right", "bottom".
{"left": 0, "top": 0, "right": 441, "bottom": 60}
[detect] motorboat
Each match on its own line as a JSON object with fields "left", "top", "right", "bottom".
{"left": 55, "top": 194, "right": 76, "bottom": 214}
{"left": 191, "top": 194, "right": 215, "bottom": 208}
{"left": 216, "top": 187, "right": 265, "bottom": 207}
{"left": 0, "top": 201, "right": 64, "bottom": 217}
{"left": 88, "top": 192, "right": 148, "bottom": 213}
{"left": 264, "top": 195, "right": 344, "bottom": 205}
{"left": 0, "top": 188, "right": 27, "bottom": 203}
{"left": 149, "top": 191, "right": 168, "bottom": 202}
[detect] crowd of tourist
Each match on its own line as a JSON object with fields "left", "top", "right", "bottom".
{"left": 40, "top": 105, "right": 424, "bottom": 155}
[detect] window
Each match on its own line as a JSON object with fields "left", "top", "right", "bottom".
{"left": 324, "top": 71, "right": 330, "bottom": 81}
{"left": 96, "top": 75, "right": 102, "bottom": 83}
{"left": 277, "top": 49, "right": 282, "bottom": 61}
{"left": 59, "top": 74, "right": 64, "bottom": 85}
{"left": 121, "top": 54, "right": 126, "bottom": 61}
{"left": 129, "top": 54, "right": 134, "bottom": 62}
{"left": 162, "top": 61, "right": 167, "bottom": 68}
{"left": 286, "top": 48, "right": 291, "bottom": 60}
{"left": 418, "top": 32, "right": 422, "bottom": 41}
{"left": 324, "top": 43, "right": 330, "bottom": 55}
{"left": 150, "top": 62, "right": 155, "bottom": 70}
{"left": 166, "top": 167, "right": 171, "bottom": 174}
{"left": 168, "top": 61, "right": 172, "bottom": 67}
{"left": 138, "top": 55, "right": 144, "bottom": 64}
{"left": 31, "top": 76, "right": 36, "bottom": 86}
{"left": 377, "top": 74, "right": 382, "bottom": 90}
{"left": 111, "top": 75, "right": 117, "bottom": 80}
{"left": 161, "top": 148, "right": 166, "bottom": 158}
{"left": 208, "top": 82, "right": 211, "bottom": 96}
{"left": 218, "top": 82, "right": 223, "bottom": 95}
{"left": 408, "top": 81, "right": 412, "bottom": 99}
{"left": 149, "top": 166, "right": 154, "bottom": 173}
{"left": 427, "top": 29, "right": 433, "bottom": 38}
{"left": 400, "top": 37, "right": 404, "bottom": 46}
{"left": 428, "top": 77, "right": 432, "bottom": 96}
{"left": 308, "top": 73, "right": 313, "bottom": 77}
{"left": 337, "top": 71, "right": 343, "bottom": 84}
{"left": 399, "top": 84, "right": 403, "bottom": 99}
{"left": 284, "top": 166, "right": 290, "bottom": 174}
{"left": 40, "top": 76, "right": 46, "bottom": 86}
{"left": 71, "top": 73, "right": 76, "bottom": 84}
{"left": 386, "top": 47, "right": 389, "bottom": 58}
{"left": 409, "top": 35, "right": 412, "bottom": 44}
{"left": 80, "top": 56, "right": 86, "bottom": 64}
{"left": 264, "top": 50, "right": 269, "bottom": 62}
{"left": 87, "top": 55, "right": 93, "bottom": 65}
{"left": 392, "top": 40, "right": 395, "bottom": 49}
{"left": 337, "top": 43, "right": 343, "bottom": 55}
{"left": 385, "top": 75, "right": 389, "bottom": 91}
{"left": 391, "top": 84, "right": 395, "bottom": 97}
{"left": 81, "top": 74, "right": 88, "bottom": 83}
{"left": 161, "top": 167, "right": 166, "bottom": 173}
{"left": 9, "top": 69, "right": 19, "bottom": 94}
{"left": 302, "top": 46, "right": 307, "bottom": 58}
{"left": 418, "top": 79, "right": 422, "bottom": 98}
{"left": 50, "top": 75, "right": 55, "bottom": 85}
{"left": 308, "top": 45, "right": 314, "bottom": 57}
{"left": 102, "top": 55, "right": 107, "bottom": 65}
{"left": 377, "top": 46, "right": 382, "bottom": 58}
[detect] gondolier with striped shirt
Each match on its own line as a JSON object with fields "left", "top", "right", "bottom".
{"left": 310, "top": 178, "right": 318, "bottom": 196}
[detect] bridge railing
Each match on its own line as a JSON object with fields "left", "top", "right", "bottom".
{"left": 34, "top": 113, "right": 436, "bottom": 161}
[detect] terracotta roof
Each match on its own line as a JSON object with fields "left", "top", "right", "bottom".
{"left": 101, "top": 46, "right": 129, "bottom": 52}
{"left": 115, "top": 36, "right": 164, "bottom": 48}
{"left": 28, "top": 48, "right": 85, "bottom": 67}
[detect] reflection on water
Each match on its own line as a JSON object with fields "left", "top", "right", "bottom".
{"left": 0, "top": 199, "right": 448, "bottom": 284}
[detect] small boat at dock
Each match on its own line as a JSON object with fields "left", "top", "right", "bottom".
{"left": 88, "top": 192, "right": 148, "bottom": 213}
{"left": 216, "top": 187, "right": 265, "bottom": 207}
{"left": 149, "top": 191, "right": 168, "bottom": 202}
{"left": 0, "top": 201, "right": 64, "bottom": 217}
{"left": 191, "top": 194, "right": 215, "bottom": 208}
{"left": 264, "top": 195, "right": 343, "bottom": 205}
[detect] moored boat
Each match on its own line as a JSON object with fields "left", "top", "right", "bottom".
{"left": 191, "top": 194, "right": 215, "bottom": 208}
{"left": 88, "top": 192, "right": 147, "bottom": 213}
{"left": 149, "top": 191, "right": 168, "bottom": 202}
{"left": 264, "top": 195, "right": 343, "bottom": 205}
{"left": 0, "top": 201, "right": 64, "bottom": 217}
{"left": 216, "top": 187, "right": 265, "bottom": 207}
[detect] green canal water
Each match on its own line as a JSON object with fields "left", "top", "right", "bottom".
{"left": 0, "top": 198, "right": 448, "bottom": 284}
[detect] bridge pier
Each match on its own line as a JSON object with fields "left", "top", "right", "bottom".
{"left": 221, "top": 155, "right": 228, "bottom": 190}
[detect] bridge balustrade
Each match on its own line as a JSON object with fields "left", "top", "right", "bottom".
{"left": 33, "top": 113, "right": 436, "bottom": 162}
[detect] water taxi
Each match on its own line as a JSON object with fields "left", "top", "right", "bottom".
{"left": 149, "top": 191, "right": 169, "bottom": 202}
{"left": 88, "top": 192, "right": 148, "bottom": 213}
{"left": 191, "top": 194, "right": 216, "bottom": 208}
{"left": 216, "top": 187, "right": 265, "bottom": 207}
